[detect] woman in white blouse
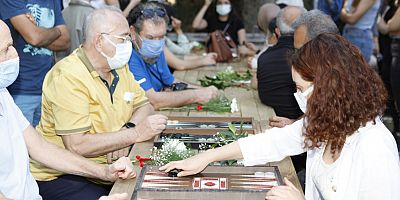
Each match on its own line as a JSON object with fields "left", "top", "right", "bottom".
{"left": 160, "top": 33, "right": 400, "bottom": 200}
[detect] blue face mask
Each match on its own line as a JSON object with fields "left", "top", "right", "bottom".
{"left": 137, "top": 34, "right": 165, "bottom": 59}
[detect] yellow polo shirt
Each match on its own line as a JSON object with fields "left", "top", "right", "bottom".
{"left": 30, "top": 47, "right": 149, "bottom": 181}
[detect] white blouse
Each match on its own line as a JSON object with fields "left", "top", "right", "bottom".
{"left": 311, "top": 145, "right": 340, "bottom": 200}
{"left": 238, "top": 117, "right": 400, "bottom": 200}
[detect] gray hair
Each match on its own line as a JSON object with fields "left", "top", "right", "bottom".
{"left": 83, "top": 7, "right": 124, "bottom": 44}
{"left": 257, "top": 3, "right": 280, "bottom": 34}
{"left": 127, "top": 2, "right": 169, "bottom": 33}
{"left": 292, "top": 10, "right": 339, "bottom": 40}
{"left": 276, "top": 6, "right": 306, "bottom": 35}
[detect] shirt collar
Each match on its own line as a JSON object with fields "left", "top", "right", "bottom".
{"left": 344, "top": 117, "right": 381, "bottom": 146}
{"left": 76, "top": 46, "right": 100, "bottom": 78}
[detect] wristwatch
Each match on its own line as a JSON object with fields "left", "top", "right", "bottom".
{"left": 124, "top": 122, "right": 136, "bottom": 129}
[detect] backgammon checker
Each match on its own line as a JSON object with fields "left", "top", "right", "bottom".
{"left": 168, "top": 169, "right": 182, "bottom": 177}
{"left": 132, "top": 165, "right": 283, "bottom": 200}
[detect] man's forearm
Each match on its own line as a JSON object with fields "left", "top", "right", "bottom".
{"left": 10, "top": 15, "right": 62, "bottom": 47}
{"left": 25, "top": 126, "right": 109, "bottom": 181}
{"left": 147, "top": 90, "right": 197, "bottom": 110}
{"left": 182, "top": 57, "right": 208, "bottom": 70}
{"left": 46, "top": 25, "right": 70, "bottom": 51}
{"left": 62, "top": 128, "right": 143, "bottom": 157}
{"left": 35, "top": 139, "right": 108, "bottom": 180}
{"left": 129, "top": 103, "right": 154, "bottom": 124}
{"left": 33, "top": 27, "right": 61, "bottom": 47}
{"left": 171, "top": 59, "right": 203, "bottom": 70}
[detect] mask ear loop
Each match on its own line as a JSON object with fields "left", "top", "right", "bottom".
{"left": 132, "top": 32, "right": 143, "bottom": 51}
{"left": 302, "top": 85, "right": 314, "bottom": 98}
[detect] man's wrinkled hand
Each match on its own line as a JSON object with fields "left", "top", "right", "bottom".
{"left": 134, "top": 114, "right": 167, "bottom": 142}
{"left": 201, "top": 53, "right": 217, "bottom": 66}
{"left": 105, "top": 157, "right": 135, "bottom": 182}
{"left": 195, "top": 86, "right": 219, "bottom": 104}
{"left": 269, "top": 116, "right": 295, "bottom": 128}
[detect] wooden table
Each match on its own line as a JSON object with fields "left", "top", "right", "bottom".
{"left": 167, "top": 32, "right": 266, "bottom": 46}
{"left": 110, "top": 61, "right": 302, "bottom": 198}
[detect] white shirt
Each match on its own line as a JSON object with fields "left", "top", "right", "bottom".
{"left": 0, "top": 88, "right": 41, "bottom": 200}
{"left": 311, "top": 145, "right": 340, "bottom": 200}
{"left": 238, "top": 117, "right": 400, "bottom": 200}
{"left": 250, "top": 44, "right": 273, "bottom": 69}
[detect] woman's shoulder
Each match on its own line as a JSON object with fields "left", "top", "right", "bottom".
{"left": 353, "top": 119, "right": 398, "bottom": 154}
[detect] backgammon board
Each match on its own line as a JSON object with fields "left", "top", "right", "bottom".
{"left": 155, "top": 116, "right": 258, "bottom": 149}
{"left": 164, "top": 116, "right": 257, "bottom": 134}
{"left": 132, "top": 165, "right": 283, "bottom": 200}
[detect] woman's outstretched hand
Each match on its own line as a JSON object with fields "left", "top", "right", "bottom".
{"left": 159, "top": 152, "right": 212, "bottom": 177}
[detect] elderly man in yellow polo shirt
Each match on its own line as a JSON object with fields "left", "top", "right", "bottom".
{"left": 30, "top": 8, "right": 167, "bottom": 199}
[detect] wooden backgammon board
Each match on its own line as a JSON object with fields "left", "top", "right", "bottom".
{"left": 154, "top": 116, "right": 258, "bottom": 149}
{"left": 164, "top": 116, "right": 257, "bottom": 134}
{"left": 132, "top": 165, "right": 283, "bottom": 200}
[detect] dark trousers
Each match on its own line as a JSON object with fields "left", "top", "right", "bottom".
{"left": 37, "top": 175, "right": 110, "bottom": 200}
{"left": 392, "top": 39, "right": 400, "bottom": 133}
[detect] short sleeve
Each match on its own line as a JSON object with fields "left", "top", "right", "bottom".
{"left": 10, "top": 99, "right": 30, "bottom": 132}
{"left": 47, "top": 73, "right": 91, "bottom": 135}
{"left": 127, "top": 69, "right": 150, "bottom": 110}
{"left": 158, "top": 52, "right": 174, "bottom": 86}
{"left": 1, "top": 89, "right": 30, "bottom": 132}
{"left": 128, "top": 52, "right": 153, "bottom": 91}
{"left": 0, "top": 0, "right": 29, "bottom": 20}
{"left": 234, "top": 17, "right": 245, "bottom": 32}
{"left": 53, "top": 0, "right": 65, "bottom": 26}
{"left": 204, "top": 11, "right": 218, "bottom": 33}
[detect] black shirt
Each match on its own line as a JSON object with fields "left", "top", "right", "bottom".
{"left": 204, "top": 14, "right": 245, "bottom": 45}
{"left": 257, "top": 35, "right": 303, "bottom": 119}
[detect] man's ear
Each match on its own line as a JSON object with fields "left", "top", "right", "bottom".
{"left": 94, "top": 33, "right": 103, "bottom": 50}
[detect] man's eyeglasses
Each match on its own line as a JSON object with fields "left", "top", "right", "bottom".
{"left": 101, "top": 33, "right": 132, "bottom": 43}
{"left": 140, "top": 8, "right": 166, "bottom": 19}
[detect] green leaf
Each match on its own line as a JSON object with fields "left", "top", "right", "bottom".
{"left": 228, "top": 123, "right": 237, "bottom": 135}
{"left": 198, "top": 69, "right": 253, "bottom": 89}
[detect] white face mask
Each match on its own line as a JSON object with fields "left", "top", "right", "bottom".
{"left": 0, "top": 58, "right": 20, "bottom": 89}
{"left": 216, "top": 4, "right": 231, "bottom": 16}
{"left": 100, "top": 36, "right": 133, "bottom": 70}
{"left": 293, "top": 85, "right": 313, "bottom": 113}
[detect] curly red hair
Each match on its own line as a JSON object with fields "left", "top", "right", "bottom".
{"left": 290, "top": 33, "right": 387, "bottom": 154}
